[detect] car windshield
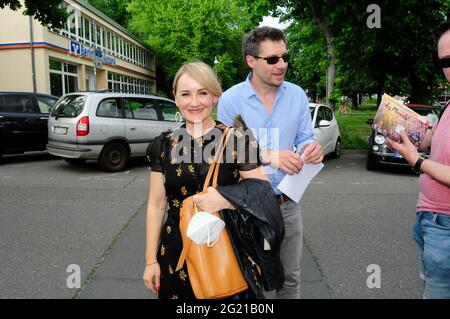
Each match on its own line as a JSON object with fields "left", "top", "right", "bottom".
{"left": 309, "top": 107, "right": 314, "bottom": 120}
{"left": 51, "top": 95, "right": 86, "bottom": 118}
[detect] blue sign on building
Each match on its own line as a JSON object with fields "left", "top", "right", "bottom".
{"left": 70, "top": 41, "right": 81, "bottom": 55}
{"left": 70, "top": 41, "right": 115, "bottom": 66}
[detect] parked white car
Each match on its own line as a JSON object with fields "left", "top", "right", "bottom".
{"left": 309, "top": 103, "right": 342, "bottom": 158}
{"left": 47, "top": 92, "right": 181, "bottom": 171}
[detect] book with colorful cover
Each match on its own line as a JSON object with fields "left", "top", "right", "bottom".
{"left": 372, "top": 94, "right": 429, "bottom": 147}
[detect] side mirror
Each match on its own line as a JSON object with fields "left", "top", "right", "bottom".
{"left": 366, "top": 119, "right": 374, "bottom": 125}
{"left": 317, "top": 120, "right": 331, "bottom": 128}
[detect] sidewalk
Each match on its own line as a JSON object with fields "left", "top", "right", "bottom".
{"left": 76, "top": 205, "right": 331, "bottom": 299}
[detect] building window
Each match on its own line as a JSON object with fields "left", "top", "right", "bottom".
{"left": 50, "top": 8, "right": 154, "bottom": 70}
{"left": 49, "top": 58, "right": 78, "bottom": 97}
{"left": 107, "top": 71, "right": 152, "bottom": 94}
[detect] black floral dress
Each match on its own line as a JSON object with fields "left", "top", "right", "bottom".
{"left": 148, "top": 121, "right": 261, "bottom": 299}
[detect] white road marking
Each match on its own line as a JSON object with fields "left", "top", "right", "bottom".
{"left": 351, "top": 182, "right": 378, "bottom": 185}
{"left": 80, "top": 173, "right": 120, "bottom": 180}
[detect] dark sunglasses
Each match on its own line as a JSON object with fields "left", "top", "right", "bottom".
{"left": 438, "top": 57, "right": 450, "bottom": 68}
{"left": 253, "top": 54, "right": 290, "bottom": 65}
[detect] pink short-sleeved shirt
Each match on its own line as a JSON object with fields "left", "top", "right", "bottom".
{"left": 417, "top": 105, "right": 450, "bottom": 215}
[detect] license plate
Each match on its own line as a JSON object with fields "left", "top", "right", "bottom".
{"left": 53, "top": 126, "right": 67, "bottom": 135}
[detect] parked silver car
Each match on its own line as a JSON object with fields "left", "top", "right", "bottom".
{"left": 47, "top": 92, "right": 180, "bottom": 171}
{"left": 309, "top": 103, "right": 342, "bottom": 158}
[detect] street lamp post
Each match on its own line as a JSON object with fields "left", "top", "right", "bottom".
{"left": 213, "top": 56, "right": 218, "bottom": 72}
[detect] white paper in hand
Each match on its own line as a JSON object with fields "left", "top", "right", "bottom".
{"left": 277, "top": 154, "right": 324, "bottom": 203}
{"left": 186, "top": 212, "right": 225, "bottom": 246}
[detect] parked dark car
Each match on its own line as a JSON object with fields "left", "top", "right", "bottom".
{"left": 366, "top": 104, "right": 438, "bottom": 171}
{"left": 0, "top": 92, "right": 59, "bottom": 157}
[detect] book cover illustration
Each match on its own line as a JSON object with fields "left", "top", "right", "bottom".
{"left": 372, "top": 94, "right": 429, "bottom": 147}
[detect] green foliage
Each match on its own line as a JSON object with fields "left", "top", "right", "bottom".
{"left": 87, "top": 0, "right": 132, "bottom": 27}
{"left": 257, "top": 0, "right": 450, "bottom": 104}
{"left": 285, "top": 19, "right": 327, "bottom": 100}
{"left": 0, "top": 0, "right": 68, "bottom": 28}
{"left": 127, "top": 0, "right": 263, "bottom": 94}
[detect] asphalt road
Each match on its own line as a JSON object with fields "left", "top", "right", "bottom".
{"left": 0, "top": 151, "right": 424, "bottom": 299}
{"left": 302, "top": 151, "right": 423, "bottom": 298}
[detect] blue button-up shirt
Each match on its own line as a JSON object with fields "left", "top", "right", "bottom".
{"left": 218, "top": 74, "right": 315, "bottom": 195}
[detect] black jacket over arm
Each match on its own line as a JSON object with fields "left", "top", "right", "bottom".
{"left": 217, "top": 178, "right": 285, "bottom": 295}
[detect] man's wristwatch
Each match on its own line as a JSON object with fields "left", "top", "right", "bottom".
{"left": 413, "top": 156, "right": 425, "bottom": 174}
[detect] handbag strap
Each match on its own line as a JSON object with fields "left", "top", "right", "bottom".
{"left": 175, "top": 126, "right": 234, "bottom": 272}
{"left": 202, "top": 127, "right": 233, "bottom": 191}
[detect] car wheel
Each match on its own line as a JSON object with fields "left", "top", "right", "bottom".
{"left": 65, "top": 158, "right": 87, "bottom": 165}
{"left": 366, "top": 154, "right": 377, "bottom": 170}
{"left": 99, "top": 142, "right": 129, "bottom": 172}
{"left": 331, "top": 138, "right": 342, "bottom": 159}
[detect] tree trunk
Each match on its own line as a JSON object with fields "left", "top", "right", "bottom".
{"left": 358, "top": 93, "right": 363, "bottom": 105}
{"left": 351, "top": 92, "right": 358, "bottom": 109}
{"left": 377, "top": 88, "right": 383, "bottom": 107}
{"left": 309, "top": 1, "right": 336, "bottom": 110}
{"left": 410, "top": 72, "right": 427, "bottom": 104}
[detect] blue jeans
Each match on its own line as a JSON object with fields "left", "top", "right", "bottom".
{"left": 412, "top": 211, "right": 450, "bottom": 299}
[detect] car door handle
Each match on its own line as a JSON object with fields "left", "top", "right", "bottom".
{"left": 130, "top": 127, "right": 136, "bottom": 130}
{"left": 40, "top": 117, "right": 49, "bottom": 120}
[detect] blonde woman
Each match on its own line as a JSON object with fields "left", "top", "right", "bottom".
{"left": 143, "top": 61, "right": 268, "bottom": 299}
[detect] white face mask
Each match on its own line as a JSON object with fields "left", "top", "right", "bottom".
{"left": 186, "top": 212, "right": 225, "bottom": 247}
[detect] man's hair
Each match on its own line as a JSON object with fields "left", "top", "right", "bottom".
{"left": 434, "top": 20, "right": 450, "bottom": 43}
{"left": 242, "top": 26, "right": 286, "bottom": 58}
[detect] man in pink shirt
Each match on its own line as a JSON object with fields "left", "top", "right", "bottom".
{"left": 388, "top": 21, "right": 450, "bottom": 299}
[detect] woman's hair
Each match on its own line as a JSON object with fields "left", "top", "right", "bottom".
{"left": 172, "top": 61, "right": 222, "bottom": 97}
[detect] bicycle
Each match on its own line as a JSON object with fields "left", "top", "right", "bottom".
{"left": 338, "top": 103, "right": 352, "bottom": 115}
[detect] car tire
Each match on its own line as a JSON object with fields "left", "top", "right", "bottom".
{"left": 366, "top": 154, "right": 377, "bottom": 170}
{"left": 331, "top": 138, "right": 342, "bottom": 159}
{"left": 99, "top": 142, "right": 129, "bottom": 172}
{"left": 65, "top": 158, "right": 87, "bottom": 165}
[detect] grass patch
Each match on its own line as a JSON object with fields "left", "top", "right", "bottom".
{"left": 335, "top": 103, "right": 378, "bottom": 150}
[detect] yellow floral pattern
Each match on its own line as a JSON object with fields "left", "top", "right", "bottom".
{"left": 179, "top": 270, "right": 187, "bottom": 282}
{"left": 148, "top": 122, "right": 261, "bottom": 298}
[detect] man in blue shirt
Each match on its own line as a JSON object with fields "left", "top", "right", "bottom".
{"left": 218, "top": 26, "right": 323, "bottom": 299}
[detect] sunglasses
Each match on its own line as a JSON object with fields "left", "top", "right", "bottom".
{"left": 253, "top": 54, "right": 290, "bottom": 65}
{"left": 438, "top": 57, "right": 450, "bottom": 68}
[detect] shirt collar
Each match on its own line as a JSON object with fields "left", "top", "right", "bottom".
{"left": 244, "top": 73, "right": 287, "bottom": 100}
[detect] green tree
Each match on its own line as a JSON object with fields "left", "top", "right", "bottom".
{"left": 0, "top": 0, "right": 68, "bottom": 28}
{"left": 87, "top": 0, "right": 131, "bottom": 27}
{"left": 127, "top": 0, "right": 263, "bottom": 95}
{"left": 257, "top": 0, "right": 450, "bottom": 106}
{"left": 284, "top": 20, "right": 327, "bottom": 102}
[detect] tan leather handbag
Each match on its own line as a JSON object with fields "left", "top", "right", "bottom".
{"left": 175, "top": 127, "right": 248, "bottom": 299}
